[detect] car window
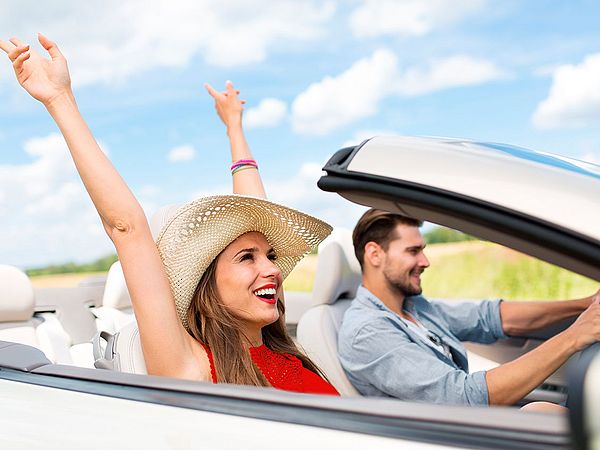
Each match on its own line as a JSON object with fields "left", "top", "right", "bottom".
{"left": 420, "top": 226, "right": 596, "bottom": 301}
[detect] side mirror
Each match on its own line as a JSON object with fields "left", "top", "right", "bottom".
{"left": 569, "top": 342, "right": 600, "bottom": 450}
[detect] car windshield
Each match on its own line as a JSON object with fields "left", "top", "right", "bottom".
{"left": 477, "top": 142, "right": 600, "bottom": 180}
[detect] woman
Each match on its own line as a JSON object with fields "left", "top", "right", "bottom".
{"left": 1, "top": 34, "right": 338, "bottom": 395}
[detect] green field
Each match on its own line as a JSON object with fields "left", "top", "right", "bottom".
{"left": 420, "top": 241, "right": 597, "bottom": 301}
{"left": 283, "top": 241, "right": 597, "bottom": 301}
{"left": 31, "top": 241, "right": 597, "bottom": 301}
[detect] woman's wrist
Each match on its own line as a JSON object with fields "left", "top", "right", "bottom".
{"left": 226, "top": 121, "right": 243, "bottom": 136}
{"left": 44, "top": 89, "right": 77, "bottom": 113}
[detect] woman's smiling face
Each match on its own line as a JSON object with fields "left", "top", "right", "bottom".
{"left": 214, "top": 231, "right": 283, "bottom": 337}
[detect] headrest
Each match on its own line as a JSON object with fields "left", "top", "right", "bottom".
{"left": 0, "top": 265, "right": 35, "bottom": 322}
{"left": 100, "top": 204, "right": 182, "bottom": 309}
{"left": 149, "top": 203, "right": 182, "bottom": 241}
{"left": 101, "top": 261, "right": 132, "bottom": 310}
{"left": 311, "top": 229, "right": 361, "bottom": 307}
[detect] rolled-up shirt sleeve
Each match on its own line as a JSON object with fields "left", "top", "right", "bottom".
{"left": 431, "top": 299, "right": 506, "bottom": 344}
{"left": 340, "top": 319, "right": 490, "bottom": 405}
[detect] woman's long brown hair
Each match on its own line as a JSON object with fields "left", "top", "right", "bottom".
{"left": 186, "top": 257, "right": 329, "bottom": 386}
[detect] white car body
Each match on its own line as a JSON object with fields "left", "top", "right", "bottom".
{"left": 1, "top": 136, "right": 598, "bottom": 449}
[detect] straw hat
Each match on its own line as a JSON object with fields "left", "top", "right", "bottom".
{"left": 154, "top": 194, "right": 332, "bottom": 329}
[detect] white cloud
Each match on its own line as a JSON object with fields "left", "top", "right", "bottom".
{"left": 397, "top": 55, "right": 506, "bottom": 96}
{"left": 349, "top": 0, "right": 486, "bottom": 38}
{"left": 245, "top": 98, "right": 288, "bottom": 129}
{"left": 292, "top": 49, "right": 398, "bottom": 135}
{"left": 532, "top": 53, "right": 600, "bottom": 129}
{"left": 167, "top": 144, "right": 196, "bottom": 163}
{"left": 0, "top": 133, "right": 113, "bottom": 268}
{"left": 0, "top": 0, "right": 335, "bottom": 87}
{"left": 291, "top": 50, "right": 503, "bottom": 135}
{"left": 266, "top": 163, "right": 367, "bottom": 229}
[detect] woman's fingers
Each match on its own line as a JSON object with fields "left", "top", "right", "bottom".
{"left": 225, "top": 80, "right": 237, "bottom": 96}
{"left": 9, "top": 37, "right": 26, "bottom": 47}
{"left": 0, "top": 39, "right": 16, "bottom": 54}
{"left": 13, "top": 49, "right": 31, "bottom": 69}
{"left": 206, "top": 81, "right": 242, "bottom": 104}
{"left": 38, "top": 33, "right": 63, "bottom": 60}
{"left": 204, "top": 82, "right": 221, "bottom": 99}
{"left": 8, "top": 44, "right": 29, "bottom": 62}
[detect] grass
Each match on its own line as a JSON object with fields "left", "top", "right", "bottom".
{"left": 30, "top": 241, "right": 598, "bottom": 301}
{"left": 421, "top": 241, "right": 597, "bottom": 300}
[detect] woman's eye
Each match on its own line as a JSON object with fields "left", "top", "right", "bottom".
{"left": 240, "top": 253, "right": 254, "bottom": 262}
{"left": 268, "top": 253, "right": 278, "bottom": 261}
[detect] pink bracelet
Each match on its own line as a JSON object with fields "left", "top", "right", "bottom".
{"left": 231, "top": 159, "right": 258, "bottom": 174}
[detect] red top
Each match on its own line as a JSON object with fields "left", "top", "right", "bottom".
{"left": 202, "top": 343, "right": 339, "bottom": 396}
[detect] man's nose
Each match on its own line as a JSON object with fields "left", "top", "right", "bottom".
{"left": 419, "top": 252, "right": 430, "bottom": 268}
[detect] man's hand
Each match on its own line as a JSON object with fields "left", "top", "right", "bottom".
{"left": 0, "top": 34, "right": 71, "bottom": 107}
{"left": 566, "top": 293, "right": 600, "bottom": 352}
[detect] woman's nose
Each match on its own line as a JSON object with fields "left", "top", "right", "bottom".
{"left": 260, "top": 256, "right": 282, "bottom": 278}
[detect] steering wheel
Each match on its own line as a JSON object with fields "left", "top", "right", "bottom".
{"left": 567, "top": 341, "right": 600, "bottom": 450}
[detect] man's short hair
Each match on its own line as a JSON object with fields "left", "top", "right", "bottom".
{"left": 353, "top": 209, "right": 423, "bottom": 268}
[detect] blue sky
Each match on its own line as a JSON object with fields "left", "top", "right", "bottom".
{"left": 1, "top": 0, "right": 599, "bottom": 268}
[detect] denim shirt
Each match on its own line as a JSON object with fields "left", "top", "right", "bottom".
{"left": 338, "top": 286, "right": 506, "bottom": 405}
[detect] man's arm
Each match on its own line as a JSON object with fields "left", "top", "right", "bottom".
{"left": 500, "top": 289, "right": 598, "bottom": 336}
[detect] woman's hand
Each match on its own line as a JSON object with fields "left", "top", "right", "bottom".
{"left": 205, "top": 80, "right": 246, "bottom": 131}
{"left": 0, "top": 34, "right": 71, "bottom": 106}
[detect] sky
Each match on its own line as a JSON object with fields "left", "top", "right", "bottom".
{"left": 1, "top": 0, "right": 599, "bottom": 269}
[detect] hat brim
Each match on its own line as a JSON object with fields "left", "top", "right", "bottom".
{"left": 155, "top": 195, "right": 332, "bottom": 329}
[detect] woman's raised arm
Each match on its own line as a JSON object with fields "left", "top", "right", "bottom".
{"left": 0, "top": 35, "right": 143, "bottom": 237}
{"left": 0, "top": 35, "right": 207, "bottom": 380}
{"left": 205, "top": 81, "right": 267, "bottom": 199}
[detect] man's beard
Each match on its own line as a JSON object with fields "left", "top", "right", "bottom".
{"left": 383, "top": 267, "right": 423, "bottom": 297}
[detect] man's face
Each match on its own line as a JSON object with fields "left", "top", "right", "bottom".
{"left": 380, "top": 224, "right": 430, "bottom": 297}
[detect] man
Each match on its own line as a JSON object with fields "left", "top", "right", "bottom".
{"left": 338, "top": 209, "right": 600, "bottom": 406}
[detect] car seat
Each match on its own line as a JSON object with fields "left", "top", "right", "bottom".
{"left": 93, "top": 320, "right": 147, "bottom": 374}
{"left": 92, "top": 204, "right": 181, "bottom": 374}
{"left": 296, "top": 229, "right": 361, "bottom": 396}
{"left": 90, "top": 261, "right": 135, "bottom": 334}
{"left": 0, "top": 265, "right": 76, "bottom": 364}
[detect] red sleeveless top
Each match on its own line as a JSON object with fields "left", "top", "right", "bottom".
{"left": 202, "top": 344, "right": 339, "bottom": 396}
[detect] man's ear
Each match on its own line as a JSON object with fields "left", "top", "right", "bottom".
{"left": 364, "top": 241, "right": 384, "bottom": 268}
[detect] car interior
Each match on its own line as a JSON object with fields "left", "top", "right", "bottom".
{"left": 0, "top": 222, "right": 579, "bottom": 403}
{"left": 0, "top": 228, "right": 576, "bottom": 448}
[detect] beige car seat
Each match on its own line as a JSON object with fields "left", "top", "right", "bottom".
{"left": 0, "top": 265, "right": 76, "bottom": 364}
{"left": 91, "top": 261, "right": 135, "bottom": 334}
{"left": 296, "top": 229, "right": 361, "bottom": 396}
{"left": 92, "top": 204, "right": 180, "bottom": 374}
{"left": 94, "top": 320, "right": 147, "bottom": 374}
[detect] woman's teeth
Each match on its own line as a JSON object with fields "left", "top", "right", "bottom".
{"left": 254, "top": 288, "right": 276, "bottom": 297}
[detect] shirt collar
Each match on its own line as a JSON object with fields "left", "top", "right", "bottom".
{"left": 357, "top": 285, "right": 421, "bottom": 317}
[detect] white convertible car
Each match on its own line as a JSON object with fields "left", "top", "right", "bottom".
{"left": 1, "top": 136, "right": 598, "bottom": 449}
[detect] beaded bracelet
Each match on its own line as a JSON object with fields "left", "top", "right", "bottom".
{"left": 231, "top": 159, "right": 258, "bottom": 175}
{"left": 232, "top": 165, "right": 258, "bottom": 175}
